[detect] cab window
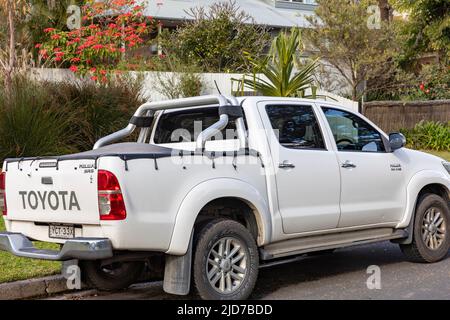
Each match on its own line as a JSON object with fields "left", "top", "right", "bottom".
{"left": 322, "top": 107, "right": 385, "bottom": 152}
{"left": 153, "top": 107, "right": 242, "bottom": 144}
{"left": 266, "top": 105, "right": 326, "bottom": 150}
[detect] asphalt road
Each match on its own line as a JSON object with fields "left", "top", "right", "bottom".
{"left": 48, "top": 241, "right": 450, "bottom": 300}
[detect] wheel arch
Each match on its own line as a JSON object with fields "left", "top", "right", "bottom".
{"left": 397, "top": 170, "right": 450, "bottom": 230}
{"left": 166, "top": 178, "right": 271, "bottom": 255}
{"left": 417, "top": 183, "right": 450, "bottom": 203}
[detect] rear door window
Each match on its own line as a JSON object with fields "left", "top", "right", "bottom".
{"left": 265, "top": 104, "right": 326, "bottom": 150}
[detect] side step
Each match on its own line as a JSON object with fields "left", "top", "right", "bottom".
{"left": 260, "top": 228, "right": 407, "bottom": 261}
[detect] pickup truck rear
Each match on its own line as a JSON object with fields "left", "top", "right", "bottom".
{"left": 1, "top": 95, "right": 449, "bottom": 300}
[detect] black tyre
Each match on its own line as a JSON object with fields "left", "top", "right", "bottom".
{"left": 193, "top": 219, "right": 259, "bottom": 300}
{"left": 80, "top": 260, "right": 144, "bottom": 291}
{"left": 400, "top": 194, "right": 450, "bottom": 263}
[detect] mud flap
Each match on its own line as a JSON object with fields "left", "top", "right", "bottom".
{"left": 391, "top": 203, "right": 416, "bottom": 245}
{"left": 163, "top": 232, "right": 193, "bottom": 295}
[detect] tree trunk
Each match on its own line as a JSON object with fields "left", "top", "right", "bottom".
{"left": 352, "top": 86, "right": 358, "bottom": 102}
{"left": 378, "top": 0, "right": 392, "bottom": 22}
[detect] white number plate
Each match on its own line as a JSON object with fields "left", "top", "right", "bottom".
{"left": 49, "top": 225, "right": 75, "bottom": 239}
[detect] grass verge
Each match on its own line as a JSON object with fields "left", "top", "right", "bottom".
{"left": 0, "top": 217, "right": 61, "bottom": 283}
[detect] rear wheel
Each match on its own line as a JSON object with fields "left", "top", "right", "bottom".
{"left": 400, "top": 194, "right": 450, "bottom": 263}
{"left": 193, "top": 219, "right": 259, "bottom": 300}
{"left": 80, "top": 260, "right": 144, "bottom": 291}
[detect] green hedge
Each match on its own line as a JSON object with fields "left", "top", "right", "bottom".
{"left": 0, "top": 76, "right": 145, "bottom": 161}
{"left": 401, "top": 121, "right": 450, "bottom": 152}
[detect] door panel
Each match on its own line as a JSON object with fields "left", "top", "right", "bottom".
{"left": 259, "top": 103, "right": 341, "bottom": 234}
{"left": 321, "top": 107, "right": 406, "bottom": 227}
{"left": 335, "top": 152, "right": 406, "bottom": 227}
{"left": 276, "top": 149, "right": 342, "bottom": 233}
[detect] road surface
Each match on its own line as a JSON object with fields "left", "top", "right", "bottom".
{"left": 48, "top": 241, "right": 450, "bottom": 300}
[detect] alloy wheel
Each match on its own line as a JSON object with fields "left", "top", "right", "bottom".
{"left": 206, "top": 237, "right": 248, "bottom": 294}
{"left": 421, "top": 207, "right": 446, "bottom": 250}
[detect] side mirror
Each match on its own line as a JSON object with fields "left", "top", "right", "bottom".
{"left": 389, "top": 133, "right": 406, "bottom": 151}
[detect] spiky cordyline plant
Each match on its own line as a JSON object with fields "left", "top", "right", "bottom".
{"left": 240, "top": 28, "right": 319, "bottom": 97}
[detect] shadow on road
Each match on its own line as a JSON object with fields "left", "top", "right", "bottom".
{"left": 67, "top": 241, "right": 449, "bottom": 300}
{"left": 253, "top": 241, "right": 412, "bottom": 299}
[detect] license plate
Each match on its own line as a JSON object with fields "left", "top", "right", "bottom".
{"left": 49, "top": 225, "right": 75, "bottom": 239}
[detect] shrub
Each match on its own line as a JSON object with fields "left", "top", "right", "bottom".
{"left": 0, "top": 75, "right": 146, "bottom": 163}
{"left": 154, "top": 72, "right": 203, "bottom": 100}
{"left": 367, "top": 63, "right": 450, "bottom": 101}
{"left": 178, "top": 73, "right": 203, "bottom": 98}
{"left": 160, "top": 0, "right": 270, "bottom": 73}
{"left": 43, "top": 75, "right": 146, "bottom": 151}
{"left": 38, "top": 0, "right": 154, "bottom": 81}
{"left": 401, "top": 121, "right": 450, "bottom": 151}
{"left": 240, "top": 28, "right": 319, "bottom": 97}
{"left": 0, "top": 76, "right": 78, "bottom": 160}
{"left": 152, "top": 53, "right": 204, "bottom": 99}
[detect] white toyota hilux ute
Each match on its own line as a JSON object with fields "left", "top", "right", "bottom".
{"left": 0, "top": 95, "right": 449, "bottom": 300}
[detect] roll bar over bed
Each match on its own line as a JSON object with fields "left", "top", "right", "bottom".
{"left": 93, "top": 95, "right": 247, "bottom": 151}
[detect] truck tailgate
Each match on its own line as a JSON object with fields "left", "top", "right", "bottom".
{"left": 5, "top": 159, "right": 100, "bottom": 225}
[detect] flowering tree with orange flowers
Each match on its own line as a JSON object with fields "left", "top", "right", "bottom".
{"left": 37, "top": 0, "right": 154, "bottom": 82}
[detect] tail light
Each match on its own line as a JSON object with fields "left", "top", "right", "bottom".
{"left": 97, "top": 170, "right": 126, "bottom": 221}
{"left": 0, "top": 172, "right": 6, "bottom": 216}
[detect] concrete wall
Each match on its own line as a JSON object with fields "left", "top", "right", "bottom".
{"left": 30, "top": 68, "right": 358, "bottom": 112}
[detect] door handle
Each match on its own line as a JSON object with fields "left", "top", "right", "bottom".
{"left": 341, "top": 160, "right": 356, "bottom": 169}
{"left": 279, "top": 161, "right": 295, "bottom": 169}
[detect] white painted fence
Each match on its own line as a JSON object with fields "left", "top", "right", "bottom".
{"left": 31, "top": 68, "right": 358, "bottom": 112}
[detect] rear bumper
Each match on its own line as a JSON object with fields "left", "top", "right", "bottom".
{"left": 0, "top": 232, "right": 113, "bottom": 261}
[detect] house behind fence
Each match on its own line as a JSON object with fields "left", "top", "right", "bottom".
{"left": 363, "top": 100, "right": 450, "bottom": 133}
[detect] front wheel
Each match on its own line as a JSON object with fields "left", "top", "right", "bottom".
{"left": 400, "top": 194, "right": 450, "bottom": 263}
{"left": 193, "top": 219, "right": 259, "bottom": 300}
